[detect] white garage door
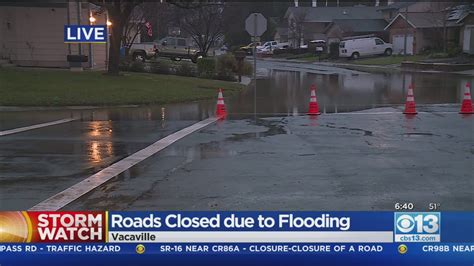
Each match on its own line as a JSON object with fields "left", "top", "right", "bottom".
{"left": 463, "top": 26, "right": 474, "bottom": 54}
{"left": 393, "top": 34, "right": 414, "bottom": 55}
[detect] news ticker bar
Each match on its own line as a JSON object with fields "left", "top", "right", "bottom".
{"left": 1, "top": 243, "right": 473, "bottom": 256}
{"left": 0, "top": 211, "right": 473, "bottom": 244}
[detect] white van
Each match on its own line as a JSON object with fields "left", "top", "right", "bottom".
{"left": 339, "top": 37, "right": 393, "bottom": 59}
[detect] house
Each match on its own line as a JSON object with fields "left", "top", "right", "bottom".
{"left": 0, "top": 2, "right": 107, "bottom": 69}
{"left": 378, "top": 2, "right": 452, "bottom": 22}
{"left": 384, "top": 12, "right": 461, "bottom": 55}
{"left": 274, "top": 26, "right": 288, "bottom": 43}
{"left": 284, "top": 6, "right": 385, "bottom": 47}
{"left": 325, "top": 19, "right": 388, "bottom": 44}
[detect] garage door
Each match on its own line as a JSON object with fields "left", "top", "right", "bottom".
{"left": 463, "top": 26, "right": 474, "bottom": 54}
{"left": 393, "top": 34, "right": 413, "bottom": 55}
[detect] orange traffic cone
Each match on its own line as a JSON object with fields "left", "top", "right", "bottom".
{"left": 308, "top": 84, "right": 321, "bottom": 115}
{"left": 460, "top": 82, "right": 473, "bottom": 114}
{"left": 215, "top": 88, "right": 227, "bottom": 118}
{"left": 403, "top": 84, "right": 417, "bottom": 115}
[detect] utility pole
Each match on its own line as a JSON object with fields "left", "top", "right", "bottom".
{"left": 403, "top": 6, "right": 408, "bottom": 56}
{"left": 253, "top": 14, "right": 257, "bottom": 119}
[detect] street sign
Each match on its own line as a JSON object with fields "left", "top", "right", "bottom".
{"left": 245, "top": 13, "right": 266, "bottom": 120}
{"left": 245, "top": 13, "right": 267, "bottom": 37}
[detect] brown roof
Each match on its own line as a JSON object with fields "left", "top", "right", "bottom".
{"left": 385, "top": 12, "right": 460, "bottom": 30}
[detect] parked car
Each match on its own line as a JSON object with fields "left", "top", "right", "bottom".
{"left": 240, "top": 42, "right": 261, "bottom": 55}
{"left": 213, "top": 45, "right": 229, "bottom": 56}
{"left": 310, "top": 40, "right": 326, "bottom": 53}
{"left": 339, "top": 37, "right": 392, "bottom": 59}
{"left": 257, "top": 41, "right": 278, "bottom": 51}
{"left": 258, "top": 45, "right": 273, "bottom": 55}
{"left": 129, "top": 42, "right": 158, "bottom": 62}
{"left": 300, "top": 40, "right": 326, "bottom": 53}
{"left": 155, "top": 36, "right": 204, "bottom": 63}
{"left": 257, "top": 41, "right": 289, "bottom": 53}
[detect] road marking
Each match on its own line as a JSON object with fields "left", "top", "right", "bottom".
{"left": 0, "top": 118, "right": 77, "bottom": 136}
{"left": 29, "top": 117, "right": 219, "bottom": 211}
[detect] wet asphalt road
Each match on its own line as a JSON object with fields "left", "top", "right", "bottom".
{"left": 1, "top": 60, "right": 473, "bottom": 211}
{"left": 0, "top": 119, "right": 198, "bottom": 210}
{"left": 64, "top": 105, "right": 473, "bottom": 211}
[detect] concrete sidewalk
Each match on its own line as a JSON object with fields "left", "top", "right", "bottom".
{"left": 66, "top": 105, "right": 474, "bottom": 211}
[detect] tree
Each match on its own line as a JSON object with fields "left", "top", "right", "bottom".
{"left": 90, "top": 0, "right": 143, "bottom": 75}
{"left": 89, "top": 0, "right": 208, "bottom": 75}
{"left": 179, "top": 3, "right": 225, "bottom": 56}
{"left": 122, "top": 2, "right": 163, "bottom": 54}
{"left": 288, "top": 9, "right": 307, "bottom": 48}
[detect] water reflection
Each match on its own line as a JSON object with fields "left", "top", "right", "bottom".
{"left": 0, "top": 70, "right": 472, "bottom": 128}
{"left": 87, "top": 121, "right": 114, "bottom": 164}
{"left": 226, "top": 70, "right": 470, "bottom": 116}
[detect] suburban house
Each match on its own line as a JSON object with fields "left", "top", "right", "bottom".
{"left": 325, "top": 19, "right": 389, "bottom": 44}
{"left": 274, "top": 26, "right": 289, "bottom": 43}
{"left": 284, "top": 6, "right": 385, "bottom": 47}
{"left": 384, "top": 12, "right": 460, "bottom": 55}
{"left": 0, "top": 2, "right": 107, "bottom": 69}
{"left": 377, "top": 1, "right": 452, "bottom": 22}
{"left": 382, "top": 3, "right": 474, "bottom": 55}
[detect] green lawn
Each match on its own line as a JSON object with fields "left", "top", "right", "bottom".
{"left": 273, "top": 53, "right": 328, "bottom": 62}
{"left": 348, "top": 55, "right": 427, "bottom": 66}
{"left": 0, "top": 68, "right": 243, "bottom": 106}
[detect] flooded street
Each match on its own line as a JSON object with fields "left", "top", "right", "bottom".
{"left": 2, "top": 60, "right": 472, "bottom": 127}
{"left": 1, "top": 61, "right": 473, "bottom": 210}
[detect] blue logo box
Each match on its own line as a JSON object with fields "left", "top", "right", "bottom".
{"left": 64, "top": 25, "right": 107, "bottom": 43}
{"left": 394, "top": 212, "right": 441, "bottom": 242}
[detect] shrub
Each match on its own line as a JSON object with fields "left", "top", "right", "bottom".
{"left": 197, "top": 57, "right": 216, "bottom": 79}
{"left": 241, "top": 61, "right": 253, "bottom": 76}
{"left": 216, "top": 54, "right": 237, "bottom": 72}
{"left": 176, "top": 62, "right": 196, "bottom": 77}
{"left": 150, "top": 60, "right": 171, "bottom": 74}
{"left": 447, "top": 43, "right": 462, "bottom": 57}
{"left": 216, "top": 54, "right": 237, "bottom": 81}
{"left": 118, "top": 56, "right": 132, "bottom": 71}
{"left": 129, "top": 61, "right": 145, "bottom": 72}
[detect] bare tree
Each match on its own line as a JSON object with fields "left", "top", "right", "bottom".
{"left": 424, "top": 10, "right": 451, "bottom": 53}
{"left": 89, "top": 0, "right": 143, "bottom": 75}
{"left": 288, "top": 9, "right": 307, "bottom": 48}
{"left": 122, "top": 2, "right": 162, "bottom": 53}
{"left": 179, "top": 3, "right": 225, "bottom": 56}
{"left": 89, "top": 0, "right": 206, "bottom": 75}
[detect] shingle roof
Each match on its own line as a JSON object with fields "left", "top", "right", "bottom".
{"left": 285, "top": 6, "right": 384, "bottom": 22}
{"left": 328, "top": 19, "right": 388, "bottom": 33}
{"left": 385, "top": 12, "right": 461, "bottom": 30}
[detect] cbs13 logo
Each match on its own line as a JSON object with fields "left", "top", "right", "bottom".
{"left": 395, "top": 213, "right": 440, "bottom": 234}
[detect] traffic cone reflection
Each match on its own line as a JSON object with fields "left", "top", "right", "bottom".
{"left": 460, "top": 82, "right": 473, "bottom": 114}
{"left": 403, "top": 84, "right": 417, "bottom": 115}
{"left": 215, "top": 88, "right": 227, "bottom": 118}
{"left": 308, "top": 84, "right": 321, "bottom": 115}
